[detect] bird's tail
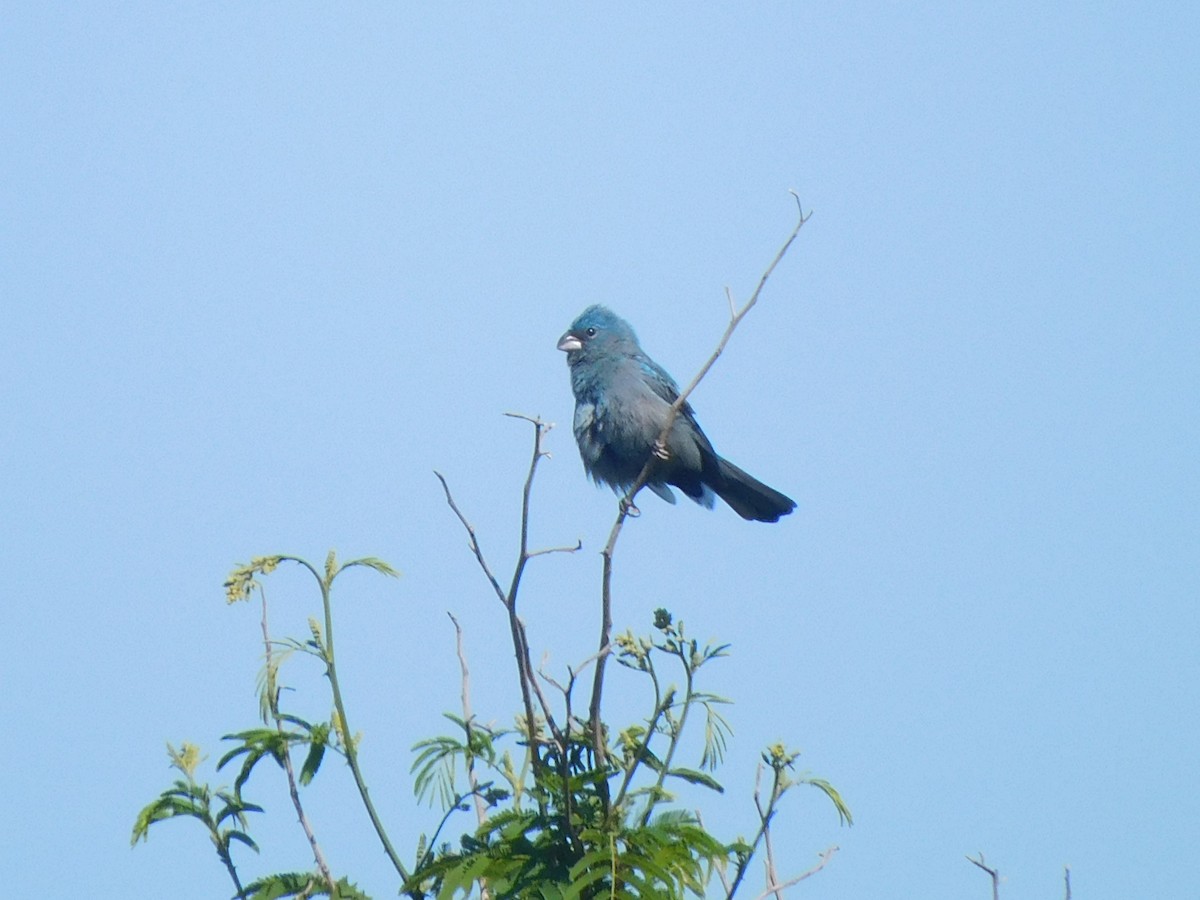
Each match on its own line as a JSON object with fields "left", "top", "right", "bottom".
{"left": 712, "top": 457, "right": 796, "bottom": 523}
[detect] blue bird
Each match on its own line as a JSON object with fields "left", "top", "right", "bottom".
{"left": 557, "top": 305, "right": 796, "bottom": 523}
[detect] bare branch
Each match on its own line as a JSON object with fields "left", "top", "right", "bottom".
{"left": 519, "top": 616, "right": 564, "bottom": 729}
{"left": 505, "top": 414, "right": 554, "bottom": 609}
{"left": 698, "top": 811, "right": 734, "bottom": 896}
{"left": 258, "top": 587, "right": 336, "bottom": 896}
{"left": 434, "top": 471, "right": 508, "bottom": 606}
{"left": 439, "top": 414, "right": 586, "bottom": 857}
{"left": 967, "top": 853, "right": 1001, "bottom": 900}
{"left": 753, "top": 846, "right": 839, "bottom": 900}
{"left": 447, "top": 613, "right": 492, "bottom": 900}
{"left": 447, "top": 614, "right": 489, "bottom": 827}
{"left": 673, "top": 196, "right": 811, "bottom": 415}
{"left": 503, "top": 411, "right": 554, "bottom": 432}
{"left": 588, "top": 196, "right": 812, "bottom": 768}
{"left": 527, "top": 540, "right": 583, "bottom": 558}
{"left": 434, "top": 449, "right": 564, "bottom": 766}
{"left": 727, "top": 755, "right": 797, "bottom": 899}
{"left": 762, "top": 809, "right": 782, "bottom": 900}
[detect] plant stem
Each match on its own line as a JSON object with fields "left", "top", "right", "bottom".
{"left": 259, "top": 586, "right": 337, "bottom": 897}
{"left": 217, "top": 843, "right": 247, "bottom": 899}
{"left": 641, "top": 657, "right": 694, "bottom": 827}
{"left": 290, "top": 556, "right": 410, "bottom": 883}
{"left": 588, "top": 198, "right": 810, "bottom": 776}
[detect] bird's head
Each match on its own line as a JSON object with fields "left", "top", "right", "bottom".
{"left": 557, "top": 305, "right": 641, "bottom": 360}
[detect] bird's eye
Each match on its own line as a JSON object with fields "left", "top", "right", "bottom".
{"left": 586, "top": 327, "right": 597, "bottom": 337}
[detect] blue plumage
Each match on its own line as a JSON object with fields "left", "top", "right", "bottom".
{"left": 557, "top": 305, "right": 795, "bottom": 523}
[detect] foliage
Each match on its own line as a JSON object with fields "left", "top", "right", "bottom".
{"left": 131, "top": 741, "right": 261, "bottom": 898}
{"left": 134, "top": 558, "right": 849, "bottom": 899}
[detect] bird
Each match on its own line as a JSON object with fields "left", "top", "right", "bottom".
{"left": 557, "top": 305, "right": 796, "bottom": 523}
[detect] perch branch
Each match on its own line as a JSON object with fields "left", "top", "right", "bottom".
{"left": 589, "top": 194, "right": 812, "bottom": 768}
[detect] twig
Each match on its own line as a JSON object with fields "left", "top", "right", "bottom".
{"left": 726, "top": 755, "right": 792, "bottom": 900}
{"left": 615, "top": 699, "right": 669, "bottom": 814}
{"left": 259, "top": 586, "right": 336, "bottom": 895}
{"left": 669, "top": 194, "right": 811, "bottom": 417}
{"left": 762, "top": 808, "right": 782, "bottom": 900}
{"left": 589, "top": 195, "right": 812, "bottom": 773}
{"left": 639, "top": 643, "right": 698, "bottom": 828}
{"left": 967, "top": 852, "right": 1000, "bottom": 900}
{"left": 502, "top": 413, "right": 558, "bottom": 614}
{"left": 752, "top": 847, "right": 838, "bottom": 900}
{"left": 519, "top": 616, "right": 566, "bottom": 732}
{"left": 447, "top": 614, "right": 489, "bottom": 828}
{"left": 446, "top": 613, "right": 491, "bottom": 900}
{"left": 436, "top": 469, "right": 543, "bottom": 750}
{"left": 1064, "top": 865, "right": 1071, "bottom": 900}
{"left": 413, "top": 786, "right": 494, "bottom": 873}
{"left": 528, "top": 540, "right": 583, "bottom": 558}
{"left": 435, "top": 416, "right": 584, "bottom": 855}
{"left": 434, "top": 416, "right": 578, "bottom": 739}
{"left": 215, "top": 823, "right": 247, "bottom": 899}
{"left": 434, "top": 471, "right": 508, "bottom": 606}
{"left": 697, "top": 811, "right": 733, "bottom": 896}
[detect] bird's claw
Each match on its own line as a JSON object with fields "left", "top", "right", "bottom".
{"left": 652, "top": 440, "right": 670, "bottom": 461}
{"left": 619, "top": 496, "right": 641, "bottom": 517}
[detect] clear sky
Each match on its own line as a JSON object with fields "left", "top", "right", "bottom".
{"left": 3, "top": 4, "right": 1197, "bottom": 898}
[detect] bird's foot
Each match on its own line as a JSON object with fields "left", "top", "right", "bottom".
{"left": 652, "top": 440, "right": 670, "bottom": 461}
{"left": 619, "top": 496, "right": 641, "bottom": 518}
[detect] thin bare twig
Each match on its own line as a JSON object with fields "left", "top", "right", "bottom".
{"left": 435, "top": 416, "right": 584, "bottom": 855}
{"left": 589, "top": 195, "right": 812, "bottom": 770}
{"left": 752, "top": 847, "right": 839, "bottom": 900}
{"left": 762, "top": 810, "right": 783, "bottom": 900}
{"left": 434, "top": 470, "right": 545, "bottom": 762}
{"left": 258, "top": 587, "right": 336, "bottom": 896}
{"left": 434, "top": 471, "right": 507, "bottom": 606}
{"left": 447, "top": 613, "right": 491, "bottom": 900}
{"left": 528, "top": 540, "right": 583, "bottom": 558}
{"left": 697, "top": 811, "right": 733, "bottom": 896}
{"left": 520, "top": 616, "right": 566, "bottom": 729}
{"left": 1064, "top": 865, "right": 1071, "bottom": 900}
{"left": 503, "top": 413, "right": 558, "bottom": 611}
{"left": 447, "top": 613, "right": 489, "bottom": 828}
{"left": 726, "top": 754, "right": 800, "bottom": 900}
{"left": 967, "top": 852, "right": 1000, "bottom": 900}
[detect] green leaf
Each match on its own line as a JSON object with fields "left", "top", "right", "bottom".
{"left": 276, "top": 713, "right": 316, "bottom": 731}
{"left": 215, "top": 793, "right": 263, "bottom": 827}
{"left": 343, "top": 556, "right": 401, "bottom": 578}
{"left": 564, "top": 850, "right": 614, "bottom": 898}
{"left": 219, "top": 728, "right": 303, "bottom": 794}
{"left": 332, "top": 878, "right": 373, "bottom": 900}
{"left": 666, "top": 767, "right": 724, "bottom": 793}
{"left": 130, "top": 795, "right": 203, "bottom": 844}
{"left": 805, "top": 777, "right": 853, "bottom": 826}
{"left": 300, "top": 731, "right": 327, "bottom": 786}
{"left": 699, "top": 701, "right": 732, "bottom": 771}
{"left": 225, "top": 829, "right": 259, "bottom": 852}
{"left": 243, "top": 871, "right": 371, "bottom": 899}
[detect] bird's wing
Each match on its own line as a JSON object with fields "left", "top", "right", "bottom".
{"left": 635, "top": 354, "right": 714, "bottom": 453}
{"left": 637, "top": 356, "right": 685, "bottom": 406}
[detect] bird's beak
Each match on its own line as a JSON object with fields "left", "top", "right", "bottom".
{"left": 557, "top": 332, "right": 582, "bottom": 352}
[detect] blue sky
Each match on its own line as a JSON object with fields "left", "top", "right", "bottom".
{"left": 2, "top": 4, "right": 1197, "bottom": 898}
